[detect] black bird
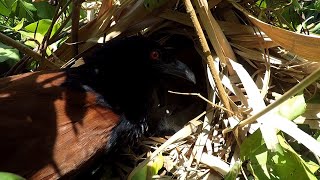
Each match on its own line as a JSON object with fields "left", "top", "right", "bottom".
{"left": 0, "top": 36, "right": 196, "bottom": 179}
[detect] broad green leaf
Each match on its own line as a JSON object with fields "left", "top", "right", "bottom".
{"left": 19, "top": 30, "right": 52, "bottom": 55}
{"left": 274, "top": 135, "right": 319, "bottom": 179}
{"left": 33, "top": 2, "right": 55, "bottom": 19}
{"left": 24, "top": 19, "right": 60, "bottom": 38}
{"left": 19, "top": 30, "right": 44, "bottom": 47}
{"left": 0, "top": 172, "right": 25, "bottom": 180}
{"left": 0, "top": 0, "right": 11, "bottom": 16}
{"left": 20, "top": 0, "right": 36, "bottom": 11}
{"left": 277, "top": 93, "right": 306, "bottom": 120}
{"left": 240, "top": 130, "right": 319, "bottom": 179}
{"left": 13, "top": 0, "right": 37, "bottom": 22}
{"left": 240, "top": 129, "right": 265, "bottom": 161}
{"left": 4, "top": 0, "right": 16, "bottom": 11}
{"left": 132, "top": 164, "right": 147, "bottom": 180}
{"left": 0, "top": 42, "right": 20, "bottom": 65}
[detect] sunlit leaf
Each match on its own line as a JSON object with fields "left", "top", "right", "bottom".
{"left": 240, "top": 130, "right": 319, "bottom": 180}
{"left": 0, "top": 172, "right": 25, "bottom": 180}
{"left": 0, "top": 42, "right": 20, "bottom": 66}
{"left": 12, "top": 18, "right": 24, "bottom": 31}
{"left": 277, "top": 93, "right": 306, "bottom": 121}
{"left": 131, "top": 154, "right": 164, "bottom": 180}
{"left": 24, "top": 19, "right": 59, "bottom": 37}
{"left": 148, "top": 153, "right": 164, "bottom": 176}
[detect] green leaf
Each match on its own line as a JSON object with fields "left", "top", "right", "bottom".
{"left": 19, "top": 28, "right": 55, "bottom": 56}
{"left": 240, "top": 130, "right": 319, "bottom": 179}
{"left": 0, "top": 172, "right": 25, "bottom": 180}
{"left": 224, "top": 161, "right": 241, "bottom": 180}
{"left": 33, "top": 2, "right": 55, "bottom": 19}
{"left": 256, "top": 0, "right": 267, "bottom": 8}
{"left": 0, "top": 42, "right": 20, "bottom": 66}
{"left": 132, "top": 165, "right": 147, "bottom": 180}
{"left": 19, "top": 30, "right": 43, "bottom": 47}
{"left": 4, "top": 0, "right": 16, "bottom": 11}
{"left": 0, "top": 0, "right": 11, "bottom": 16}
{"left": 131, "top": 154, "right": 164, "bottom": 180}
{"left": 310, "top": 23, "right": 320, "bottom": 34}
{"left": 148, "top": 154, "right": 164, "bottom": 176}
{"left": 12, "top": 0, "right": 37, "bottom": 22}
{"left": 277, "top": 93, "right": 306, "bottom": 120}
{"left": 24, "top": 19, "right": 59, "bottom": 37}
{"left": 12, "top": 18, "right": 24, "bottom": 31}
{"left": 314, "top": 0, "right": 320, "bottom": 10}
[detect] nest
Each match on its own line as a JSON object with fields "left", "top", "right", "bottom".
{"left": 3, "top": 0, "right": 320, "bottom": 179}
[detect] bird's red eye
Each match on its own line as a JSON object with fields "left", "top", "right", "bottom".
{"left": 150, "top": 50, "right": 160, "bottom": 61}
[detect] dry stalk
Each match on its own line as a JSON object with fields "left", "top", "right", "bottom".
{"left": 168, "top": 90, "right": 233, "bottom": 114}
{"left": 0, "top": 32, "right": 57, "bottom": 69}
{"left": 223, "top": 65, "right": 320, "bottom": 134}
{"left": 182, "top": 0, "right": 232, "bottom": 116}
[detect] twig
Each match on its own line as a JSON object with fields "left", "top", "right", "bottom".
{"left": 182, "top": 0, "right": 232, "bottom": 116}
{"left": 71, "top": 0, "right": 84, "bottom": 56}
{"left": 0, "top": 32, "right": 56, "bottom": 69}
{"left": 48, "top": 0, "right": 73, "bottom": 44}
{"left": 168, "top": 90, "right": 233, "bottom": 114}
{"left": 40, "top": 2, "right": 61, "bottom": 54}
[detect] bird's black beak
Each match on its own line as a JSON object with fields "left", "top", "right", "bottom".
{"left": 153, "top": 60, "right": 196, "bottom": 84}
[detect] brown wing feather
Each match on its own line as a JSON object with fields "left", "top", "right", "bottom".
{"left": 0, "top": 71, "right": 120, "bottom": 179}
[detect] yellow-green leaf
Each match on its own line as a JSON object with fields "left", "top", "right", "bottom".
{"left": 277, "top": 93, "right": 306, "bottom": 120}
{"left": 0, "top": 172, "right": 25, "bottom": 180}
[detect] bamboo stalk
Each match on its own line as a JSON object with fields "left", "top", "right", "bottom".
{"left": 182, "top": 0, "right": 232, "bottom": 116}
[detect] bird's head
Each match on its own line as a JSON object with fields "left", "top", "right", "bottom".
{"left": 79, "top": 36, "right": 196, "bottom": 118}
{"left": 94, "top": 36, "right": 196, "bottom": 85}
{"left": 147, "top": 46, "right": 196, "bottom": 84}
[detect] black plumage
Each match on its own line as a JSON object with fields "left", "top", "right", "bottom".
{"left": 0, "top": 36, "right": 195, "bottom": 179}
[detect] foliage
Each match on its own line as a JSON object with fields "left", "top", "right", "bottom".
{"left": 240, "top": 130, "right": 319, "bottom": 179}
{"left": 253, "top": 0, "right": 320, "bottom": 34}
{"left": 0, "top": 0, "right": 86, "bottom": 70}
{"left": 132, "top": 154, "right": 164, "bottom": 180}
{"left": 0, "top": 172, "right": 25, "bottom": 180}
{"left": 239, "top": 93, "right": 320, "bottom": 179}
